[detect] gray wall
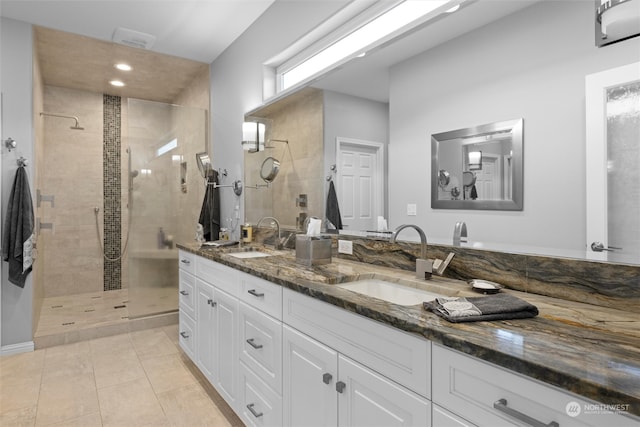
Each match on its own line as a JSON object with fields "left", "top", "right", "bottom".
{"left": 209, "top": 1, "right": 349, "bottom": 240}
{"left": 1, "top": 17, "right": 34, "bottom": 347}
{"left": 388, "top": 1, "right": 640, "bottom": 252}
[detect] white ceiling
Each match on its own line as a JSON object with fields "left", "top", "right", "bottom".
{"left": 0, "top": 0, "right": 275, "bottom": 64}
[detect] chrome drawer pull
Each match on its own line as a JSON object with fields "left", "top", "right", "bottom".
{"left": 323, "top": 373, "right": 333, "bottom": 384}
{"left": 179, "top": 290, "right": 189, "bottom": 296}
{"left": 247, "top": 289, "right": 265, "bottom": 298}
{"left": 180, "top": 259, "right": 191, "bottom": 265}
{"left": 246, "top": 403, "right": 263, "bottom": 418}
{"left": 180, "top": 331, "right": 189, "bottom": 339}
{"left": 246, "top": 338, "right": 263, "bottom": 349}
{"left": 493, "top": 399, "right": 559, "bottom": 427}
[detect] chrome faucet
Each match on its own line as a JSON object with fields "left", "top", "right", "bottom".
{"left": 390, "top": 224, "right": 432, "bottom": 280}
{"left": 453, "top": 221, "right": 468, "bottom": 246}
{"left": 256, "top": 216, "right": 282, "bottom": 249}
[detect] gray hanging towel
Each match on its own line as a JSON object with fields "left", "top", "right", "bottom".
{"left": 199, "top": 170, "right": 220, "bottom": 241}
{"left": 2, "top": 166, "right": 35, "bottom": 287}
{"left": 326, "top": 180, "right": 343, "bottom": 231}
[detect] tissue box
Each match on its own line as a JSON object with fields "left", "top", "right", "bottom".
{"left": 296, "top": 235, "right": 332, "bottom": 266}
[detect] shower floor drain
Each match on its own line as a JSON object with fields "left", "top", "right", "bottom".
{"left": 114, "top": 305, "right": 126, "bottom": 309}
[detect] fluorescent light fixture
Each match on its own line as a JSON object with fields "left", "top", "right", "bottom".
{"left": 282, "top": 0, "right": 449, "bottom": 90}
{"left": 156, "top": 138, "right": 177, "bottom": 157}
{"left": 115, "top": 63, "right": 132, "bottom": 71}
{"left": 110, "top": 80, "right": 125, "bottom": 87}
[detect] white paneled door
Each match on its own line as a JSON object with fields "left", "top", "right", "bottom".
{"left": 336, "top": 138, "right": 384, "bottom": 232}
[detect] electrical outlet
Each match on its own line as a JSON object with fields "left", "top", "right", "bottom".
{"left": 338, "top": 240, "right": 353, "bottom": 255}
{"left": 407, "top": 203, "right": 417, "bottom": 216}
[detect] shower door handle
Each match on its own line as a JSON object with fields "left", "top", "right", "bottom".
{"left": 590, "top": 242, "right": 622, "bottom": 252}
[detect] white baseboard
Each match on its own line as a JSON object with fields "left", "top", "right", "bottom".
{"left": 1, "top": 341, "right": 35, "bottom": 356}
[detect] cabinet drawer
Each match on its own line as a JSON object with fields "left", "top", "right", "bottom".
{"left": 239, "top": 273, "right": 282, "bottom": 320}
{"left": 239, "top": 361, "right": 283, "bottom": 427}
{"left": 239, "top": 302, "right": 282, "bottom": 394}
{"left": 179, "top": 270, "right": 195, "bottom": 319}
{"left": 178, "top": 309, "right": 195, "bottom": 361}
{"left": 178, "top": 250, "right": 195, "bottom": 275}
{"left": 196, "top": 257, "right": 239, "bottom": 296}
{"left": 283, "top": 288, "right": 430, "bottom": 398}
{"left": 432, "top": 344, "right": 640, "bottom": 427}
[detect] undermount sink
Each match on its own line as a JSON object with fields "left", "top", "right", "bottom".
{"left": 227, "top": 250, "right": 273, "bottom": 259}
{"left": 337, "top": 277, "right": 447, "bottom": 306}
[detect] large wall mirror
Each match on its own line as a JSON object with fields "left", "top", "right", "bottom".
{"left": 244, "top": 0, "right": 640, "bottom": 265}
{"left": 431, "top": 118, "right": 523, "bottom": 211}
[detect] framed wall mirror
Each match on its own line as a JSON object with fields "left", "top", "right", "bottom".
{"left": 431, "top": 118, "right": 523, "bottom": 211}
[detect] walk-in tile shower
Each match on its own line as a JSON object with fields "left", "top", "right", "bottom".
{"left": 34, "top": 86, "right": 206, "bottom": 344}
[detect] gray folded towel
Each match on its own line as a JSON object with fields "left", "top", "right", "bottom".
{"left": 423, "top": 293, "right": 538, "bottom": 323}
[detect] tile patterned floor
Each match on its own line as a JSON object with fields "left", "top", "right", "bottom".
{"left": 0, "top": 325, "right": 243, "bottom": 426}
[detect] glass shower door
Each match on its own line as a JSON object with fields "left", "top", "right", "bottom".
{"left": 586, "top": 62, "right": 640, "bottom": 264}
{"left": 127, "top": 99, "right": 206, "bottom": 318}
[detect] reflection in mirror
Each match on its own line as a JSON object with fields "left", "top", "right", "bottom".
{"left": 244, "top": 88, "right": 324, "bottom": 230}
{"left": 432, "top": 119, "right": 523, "bottom": 211}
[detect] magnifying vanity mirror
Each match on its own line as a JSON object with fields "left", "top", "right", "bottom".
{"left": 260, "top": 157, "right": 280, "bottom": 183}
{"left": 431, "top": 118, "right": 523, "bottom": 211}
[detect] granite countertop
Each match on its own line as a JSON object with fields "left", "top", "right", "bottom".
{"left": 178, "top": 242, "right": 640, "bottom": 417}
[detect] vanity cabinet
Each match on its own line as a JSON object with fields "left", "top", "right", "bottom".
{"left": 193, "top": 257, "right": 240, "bottom": 411}
{"left": 178, "top": 250, "right": 196, "bottom": 360}
{"left": 432, "top": 344, "right": 639, "bottom": 427}
{"left": 237, "top": 269, "right": 284, "bottom": 426}
{"left": 282, "top": 288, "right": 431, "bottom": 427}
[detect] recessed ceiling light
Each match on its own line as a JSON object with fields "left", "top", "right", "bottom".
{"left": 115, "top": 63, "right": 132, "bottom": 71}
{"left": 110, "top": 80, "right": 125, "bottom": 87}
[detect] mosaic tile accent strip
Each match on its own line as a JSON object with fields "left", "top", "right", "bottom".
{"left": 103, "top": 94, "right": 122, "bottom": 290}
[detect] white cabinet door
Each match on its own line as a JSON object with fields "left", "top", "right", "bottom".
{"left": 195, "top": 279, "right": 215, "bottom": 383}
{"left": 283, "top": 325, "right": 338, "bottom": 427}
{"left": 338, "top": 355, "right": 431, "bottom": 427}
{"left": 213, "top": 287, "right": 239, "bottom": 410}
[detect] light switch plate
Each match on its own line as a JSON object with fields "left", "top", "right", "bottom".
{"left": 338, "top": 240, "right": 353, "bottom": 255}
{"left": 407, "top": 203, "right": 417, "bottom": 216}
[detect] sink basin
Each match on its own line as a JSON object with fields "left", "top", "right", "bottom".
{"left": 337, "top": 278, "right": 445, "bottom": 306}
{"left": 227, "top": 251, "right": 273, "bottom": 259}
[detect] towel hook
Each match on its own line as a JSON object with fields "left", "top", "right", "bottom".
{"left": 4, "top": 137, "right": 17, "bottom": 152}
{"left": 17, "top": 157, "right": 28, "bottom": 167}
{"left": 326, "top": 164, "right": 337, "bottom": 181}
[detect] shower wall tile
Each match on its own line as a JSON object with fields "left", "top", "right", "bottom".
{"left": 103, "top": 94, "right": 122, "bottom": 291}
{"left": 42, "top": 86, "right": 104, "bottom": 297}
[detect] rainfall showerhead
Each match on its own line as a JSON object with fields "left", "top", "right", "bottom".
{"left": 40, "top": 112, "right": 84, "bottom": 130}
